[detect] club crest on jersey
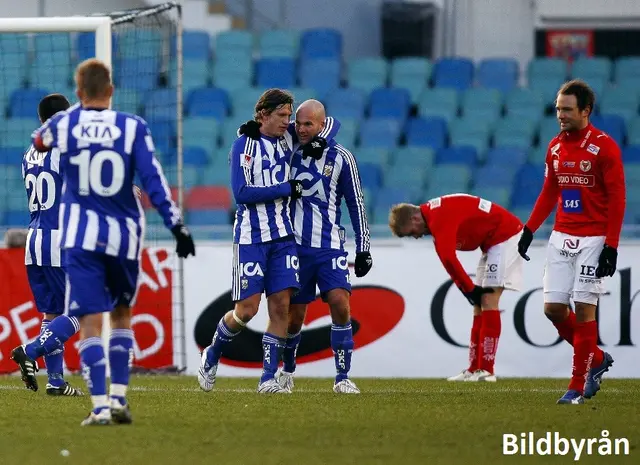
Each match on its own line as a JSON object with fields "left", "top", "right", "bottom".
{"left": 586, "top": 144, "right": 600, "bottom": 156}
{"left": 71, "top": 121, "right": 122, "bottom": 143}
{"left": 580, "top": 160, "right": 592, "bottom": 172}
{"left": 323, "top": 162, "right": 334, "bottom": 177}
{"left": 279, "top": 137, "right": 290, "bottom": 153}
{"left": 241, "top": 153, "right": 252, "bottom": 168}
{"left": 241, "top": 278, "right": 248, "bottom": 290}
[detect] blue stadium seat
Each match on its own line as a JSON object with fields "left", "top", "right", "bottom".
{"left": 528, "top": 76, "right": 565, "bottom": 107}
{"left": 599, "top": 87, "right": 639, "bottom": 122}
{"left": 76, "top": 32, "right": 118, "bottom": 62}
{"left": 461, "top": 88, "right": 503, "bottom": 120}
{"left": 203, "top": 155, "right": 232, "bottom": 186}
{"left": 256, "top": 58, "right": 296, "bottom": 88}
{"left": 383, "top": 164, "right": 427, "bottom": 190}
{"left": 392, "top": 147, "right": 435, "bottom": 171}
{"left": 290, "top": 87, "right": 317, "bottom": 106}
{"left": 112, "top": 90, "right": 141, "bottom": 114}
{"left": 577, "top": 77, "right": 607, "bottom": 98}
{"left": 29, "top": 63, "right": 71, "bottom": 90}
{"left": 34, "top": 33, "right": 72, "bottom": 69}
{"left": 484, "top": 147, "right": 528, "bottom": 167}
{"left": 571, "top": 57, "right": 612, "bottom": 81}
{"left": 477, "top": 58, "right": 519, "bottom": 93}
{"left": 182, "top": 147, "right": 209, "bottom": 167}
{"left": 188, "top": 209, "right": 230, "bottom": 226}
{"left": 147, "top": 118, "right": 175, "bottom": 155}
{"left": 357, "top": 162, "right": 383, "bottom": 189}
{"left": 170, "top": 59, "right": 210, "bottom": 94}
{"left": 375, "top": 187, "right": 419, "bottom": 207}
{"left": 615, "top": 56, "right": 640, "bottom": 82}
{"left": 118, "top": 29, "right": 163, "bottom": 59}
{"left": 538, "top": 116, "right": 560, "bottom": 145}
{"left": 144, "top": 89, "right": 177, "bottom": 120}
{"left": 433, "top": 57, "right": 474, "bottom": 91}
{"left": 628, "top": 117, "right": 640, "bottom": 146}
{"left": 426, "top": 164, "right": 472, "bottom": 196}
{"left": 186, "top": 88, "right": 229, "bottom": 119}
{"left": 2, "top": 118, "right": 40, "bottom": 147}
{"left": 474, "top": 165, "right": 515, "bottom": 188}
{"left": 212, "top": 56, "right": 253, "bottom": 93}
{"left": 591, "top": 114, "right": 625, "bottom": 146}
{"left": 368, "top": 88, "right": 411, "bottom": 122}
{"left": 626, "top": 165, "right": 640, "bottom": 184}
{"left": 9, "top": 89, "right": 49, "bottom": 118}
{"left": 405, "top": 117, "right": 447, "bottom": 150}
{"left": 172, "top": 31, "right": 211, "bottom": 59}
{"left": 436, "top": 146, "right": 477, "bottom": 166}
{"left": 471, "top": 186, "right": 511, "bottom": 206}
{"left": 221, "top": 116, "right": 247, "bottom": 149}
{"left": 528, "top": 146, "right": 548, "bottom": 164}
{"left": 115, "top": 57, "right": 159, "bottom": 91}
{"left": 335, "top": 118, "right": 357, "bottom": 147}
{"left": 390, "top": 57, "right": 432, "bottom": 104}
{"left": 623, "top": 146, "right": 640, "bottom": 164}
{"left": 418, "top": 88, "right": 459, "bottom": 123}
{"left": 300, "top": 28, "right": 342, "bottom": 61}
{"left": 299, "top": 58, "right": 341, "bottom": 100}
{"left": 0, "top": 148, "right": 23, "bottom": 165}
{"left": 0, "top": 34, "right": 29, "bottom": 97}
{"left": 347, "top": 57, "right": 389, "bottom": 95}
{"left": 184, "top": 117, "right": 220, "bottom": 151}
{"left": 214, "top": 30, "right": 253, "bottom": 60}
{"left": 326, "top": 88, "right": 366, "bottom": 121}
{"left": 230, "top": 87, "right": 266, "bottom": 118}
{"left": 358, "top": 118, "right": 401, "bottom": 149}
{"left": 258, "top": 29, "right": 299, "bottom": 59}
{"left": 527, "top": 58, "right": 568, "bottom": 83}
{"left": 494, "top": 117, "right": 538, "bottom": 150}
{"left": 511, "top": 164, "right": 544, "bottom": 208}
{"left": 505, "top": 87, "right": 544, "bottom": 118}
{"left": 450, "top": 116, "right": 494, "bottom": 139}
{"left": 355, "top": 148, "right": 390, "bottom": 166}
{"left": 4, "top": 209, "right": 30, "bottom": 227}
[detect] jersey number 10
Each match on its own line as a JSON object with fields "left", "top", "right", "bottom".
{"left": 70, "top": 149, "right": 126, "bottom": 197}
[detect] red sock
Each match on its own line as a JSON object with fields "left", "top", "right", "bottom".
{"left": 568, "top": 321, "right": 599, "bottom": 394}
{"left": 479, "top": 310, "right": 501, "bottom": 374}
{"left": 553, "top": 310, "right": 576, "bottom": 345}
{"left": 468, "top": 315, "right": 482, "bottom": 372}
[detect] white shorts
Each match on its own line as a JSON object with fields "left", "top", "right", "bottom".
{"left": 543, "top": 231, "right": 605, "bottom": 305}
{"left": 475, "top": 232, "right": 523, "bottom": 291}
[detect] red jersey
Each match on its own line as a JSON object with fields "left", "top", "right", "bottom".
{"left": 526, "top": 124, "right": 626, "bottom": 247}
{"left": 420, "top": 194, "right": 523, "bottom": 293}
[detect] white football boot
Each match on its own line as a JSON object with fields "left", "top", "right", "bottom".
{"left": 447, "top": 369, "right": 474, "bottom": 382}
{"left": 257, "top": 378, "right": 291, "bottom": 394}
{"left": 197, "top": 347, "right": 218, "bottom": 392}
{"left": 80, "top": 408, "right": 112, "bottom": 426}
{"left": 466, "top": 369, "right": 497, "bottom": 382}
{"left": 276, "top": 370, "right": 295, "bottom": 392}
{"left": 333, "top": 379, "right": 360, "bottom": 394}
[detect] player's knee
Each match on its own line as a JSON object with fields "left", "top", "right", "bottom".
{"left": 573, "top": 298, "right": 598, "bottom": 322}
{"left": 234, "top": 300, "right": 259, "bottom": 322}
{"left": 480, "top": 288, "right": 502, "bottom": 310}
{"left": 111, "top": 305, "right": 132, "bottom": 329}
{"left": 544, "top": 302, "right": 570, "bottom": 322}
{"left": 326, "top": 290, "right": 350, "bottom": 324}
{"left": 288, "top": 304, "right": 306, "bottom": 332}
{"left": 267, "top": 289, "right": 291, "bottom": 322}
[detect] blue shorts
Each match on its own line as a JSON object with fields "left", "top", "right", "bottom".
{"left": 232, "top": 238, "right": 300, "bottom": 302}
{"left": 26, "top": 265, "right": 66, "bottom": 315}
{"left": 65, "top": 249, "right": 140, "bottom": 317}
{"left": 291, "top": 246, "right": 351, "bottom": 305}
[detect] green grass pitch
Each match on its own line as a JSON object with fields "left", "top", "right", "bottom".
{"left": 0, "top": 376, "right": 638, "bottom": 465}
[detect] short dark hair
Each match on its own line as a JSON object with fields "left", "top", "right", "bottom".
{"left": 38, "top": 94, "right": 70, "bottom": 123}
{"left": 558, "top": 79, "right": 595, "bottom": 114}
{"left": 75, "top": 58, "right": 112, "bottom": 100}
{"left": 254, "top": 88, "right": 294, "bottom": 120}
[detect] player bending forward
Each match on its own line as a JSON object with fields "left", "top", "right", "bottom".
{"left": 518, "top": 80, "right": 625, "bottom": 405}
{"left": 389, "top": 194, "right": 524, "bottom": 382}
{"left": 31, "top": 59, "right": 195, "bottom": 425}
{"left": 11, "top": 94, "right": 83, "bottom": 396}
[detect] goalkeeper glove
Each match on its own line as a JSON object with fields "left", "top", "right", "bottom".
{"left": 596, "top": 244, "right": 617, "bottom": 278}
{"left": 462, "top": 286, "right": 494, "bottom": 307}
{"left": 288, "top": 180, "right": 303, "bottom": 199}
{"left": 354, "top": 251, "right": 373, "bottom": 277}
{"left": 517, "top": 226, "right": 533, "bottom": 261}
{"left": 171, "top": 224, "right": 196, "bottom": 258}
{"left": 238, "top": 120, "right": 262, "bottom": 140}
{"left": 301, "top": 136, "right": 327, "bottom": 160}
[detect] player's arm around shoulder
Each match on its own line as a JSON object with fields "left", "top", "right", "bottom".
{"left": 32, "top": 110, "right": 68, "bottom": 152}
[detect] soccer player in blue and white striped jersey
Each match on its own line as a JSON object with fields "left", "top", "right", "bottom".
{"left": 198, "top": 89, "right": 339, "bottom": 393}
{"left": 11, "top": 94, "right": 83, "bottom": 397}
{"left": 277, "top": 100, "right": 372, "bottom": 394}
{"left": 29, "top": 59, "right": 195, "bottom": 425}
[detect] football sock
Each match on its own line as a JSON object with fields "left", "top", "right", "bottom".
{"left": 568, "top": 321, "right": 598, "bottom": 394}
{"left": 468, "top": 315, "right": 482, "bottom": 372}
{"left": 282, "top": 332, "right": 301, "bottom": 373}
{"left": 553, "top": 310, "right": 576, "bottom": 345}
{"left": 331, "top": 322, "right": 354, "bottom": 383}
{"left": 109, "top": 328, "right": 134, "bottom": 404}
{"left": 479, "top": 310, "right": 501, "bottom": 374}
{"left": 79, "top": 337, "right": 108, "bottom": 412}
{"left": 260, "top": 333, "right": 285, "bottom": 384}
{"left": 205, "top": 318, "right": 239, "bottom": 367}
{"left": 25, "top": 315, "right": 79, "bottom": 360}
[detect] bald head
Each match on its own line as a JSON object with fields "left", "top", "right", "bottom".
{"left": 295, "top": 99, "right": 326, "bottom": 145}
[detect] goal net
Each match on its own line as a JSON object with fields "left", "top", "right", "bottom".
{"left": 0, "top": 2, "right": 187, "bottom": 373}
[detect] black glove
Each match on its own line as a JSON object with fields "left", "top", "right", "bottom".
{"left": 518, "top": 226, "right": 533, "bottom": 261}
{"left": 354, "top": 251, "right": 373, "bottom": 277}
{"left": 171, "top": 224, "right": 195, "bottom": 258}
{"left": 596, "top": 244, "right": 617, "bottom": 278}
{"left": 288, "top": 180, "right": 303, "bottom": 199}
{"left": 301, "top": 136, "right": 327, "bottom": 160}
{"left": 462, "top": 285, "right": 494, "bottom": 307}
{"left": 238, "top": 120, "right": 261, "bottom": 140}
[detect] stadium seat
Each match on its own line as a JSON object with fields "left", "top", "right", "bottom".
{"left": 212, "top": 56, "right": 253, "bottom": 93}
{"left": 461, "top": 88, "right": 503, "bottom": 119}
{"left": 471, "top": 186, "right": 511, "bottom": 206}
{"left": 436, "top": 146, "right": 477, "bottom": 166}
{"left": 392, "top": 146, "right": 435, "bottom": 171}
{"left": 623, "top": 146, "right": 640, "bottom": 164}
{"left": 34, "top": 33, "right": 72, "bottom": 68}
{"left": 390, "top": 57, "right": 432, "bottom": 104}
{"left": 505, "top": 87, "right": 544, "bottom": 118}
{"left": 383, "top": 164, "right": 427, "bottom": 190}
{"left": 473, "top": 165, "right": 516, "bottom": 188}
{"left": 417, "top": 88, "right": 459, "bottom": 123}
{"left": 230, "top": 87, "right": 266, "bottom": 118}
{"left": 528, "top": 76, "right": 565, "bottom": 108}
{"left": 347, "top": 57, "right": 389, "bottom": 95}
{"left": 147, "top": 118, "right": 175, "bottom": 155}
{"left": 538, "top": 116, "right": 560, "bottom": 145}
{"left": 184, "top": 117, "right": 219, "bottom": 151}
{"left": 494, "top": 117, "right": 538, "bottom": 150}
{"left": 628, "top": 117, "right": 640, "bottom": 146}
{"left": 186, "top": 185, "right": 232, "bottom": 210}
{"left": 527, "top": 58, "right": 568, "bottom": 84}
{"left": 357, "top": 162, "right": 384, "bottom": 189}
{"left": 404, "top": 117, "right": 447, "bottom": 150}
{"left": 4, "top": 209, "right": 30, "bottom": 227}
{"left": 76, "top": 32, "right": 118, "bottom": 62}
{"left": 119, "top": 29, "right": 163, "bottom": 59}
{"left": 2, "top": 118, "right": 40, "bottom": 147}
{"left": 433, "top": 57, "right": 474, "bottom": 91}
{"left": 368, "top": 88, "right": 411, "bottom": 122}
{"left": 484, "top": 147, "right": 528, "bottom": 167}
{"left": 0, "top": 147, "right": 23, "bottom": 165}
{"left": 449, "top": 116, "right": 494, "bottom": 139}
{"left": 358, "top": 118, "right": 401, "bottom": 149}
{"left": 571, "top": 57, "right": 612, "bottom": 81}
{"left": 426, "top": 164, "right": 472, "bottom": 196}
{"left": 258, "top": 29, "right": 299, "bottom": 59}
{"left": 299, "top": 58, "right": 341, "bottom": 100}
{"left": 615, "top": 56, "right": 640, "bottom": 82}
{"left": 355, "top": 148, "right": 390, "bottom": 166}
{"left": 0, "top": 34, "right": 29, "bottom": 98}
{"left": 477, "top": 58, "right": 519, "bottom": 93}
{"left": 202, "top": 154, "right": 232, "bottom": 186}
{"left": 289, "top": 87, "right": 317, "bottom": 106}
{"left": 115, "top": 57, "right": 160, "bottom": 91}
{"left": 599, "top": 87, "right": 639, "bottom": 122}
{"left": 170, "top": 59, "right": 210, "bottom": 94}
{"left": 528, "top": 146, "right": 548, "bottom": 164}
{"left": 112, "top": 90, "right": 141, "bottom": 114}
{"left": 256, "top": 58, "right": 296, "bottom": 88}
{"left": 9, "top": 89, "right": 49, "bottom": 118}
{"left": 188, "top": 209, "right": 230, "bottom": 226}
{"left": 334, "top": 118, "right": 358, "bottom": 147}
{"left": 182, "top": 147, "right": 209, "bottom": 167}
{"left": 172, "top": 30, "right": 211, "bottom": 59}
{"left": 144, "top": 89, "right": 177, "bottom": 120}
{"left": 326, "top": 88, "right": 367, "bottom": 122}
{"left": 214, "top": 30, "right": 253, "bottom": 60}
{"left": 591, "top": 114, "right": 625, "bottom": 146}
{"left": 511, "top": 164, "right": 544, "bottom": 208}
{"left": 186, "top": 88, "right": 229, "bottom": 120}
{"left": 300, "top": 28, "right": 342, "bottom": 61}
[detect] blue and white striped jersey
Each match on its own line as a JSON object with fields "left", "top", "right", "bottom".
{"left": 32, "top": 103, "right": 181, "bottom": 261}
{"left": 290, "top": 141, "right": 370, "bottom": 253}
{"left": 230, "top": 118, "right": 340, "bottom": 245}
{"left": 22, "top": 145, "right": 64, "bottom": 267}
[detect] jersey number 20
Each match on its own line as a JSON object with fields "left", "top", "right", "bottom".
{"left": 25, "top": 172, "right": 56, "bottom": 212}
{"left": 70, "top": 149, "right": 125, "bottom": 197}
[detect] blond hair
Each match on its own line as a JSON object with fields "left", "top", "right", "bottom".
{"left": 388, "top": 203, "right": 420, "bottom": 236}
{"left": 75, "top": 58, "right": 112, "bottom": 100}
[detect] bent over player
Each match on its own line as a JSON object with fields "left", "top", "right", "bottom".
{"left": 11, "top": 94, "right": 83, "bottom": 396}
{"left": 389, "top": 194, "right": 523, "bottom": 382}
{"left": 518, "top": 80, "right": 625, "bottom": 404}
{"left": 30, "top": 59, "right": 195, "bottom": 425}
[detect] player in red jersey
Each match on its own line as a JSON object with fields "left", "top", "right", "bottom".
{"left": 517, "top": 80, "right": 626, "bottom": 405}
{"left": 389, "top": 194, "right": 524, "bottom": 382}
